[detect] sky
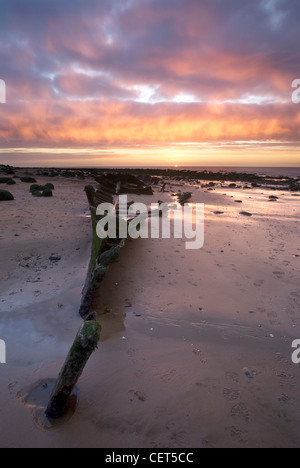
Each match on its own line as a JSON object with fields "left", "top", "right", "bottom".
{"left": 0, "top": 0, "right": 299, "bottom": 167}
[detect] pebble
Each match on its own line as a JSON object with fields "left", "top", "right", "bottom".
{"left": 240, "top": 211, "right": 253, "bottom": 217}
{"left": 49, "top": 255, "right": 61, "bottom": 262}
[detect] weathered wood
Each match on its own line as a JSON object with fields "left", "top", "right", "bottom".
{"left": 160, "top": 182, "right": 167, "bottom": 192}
{"left": 79, "top": 246, "right": 121, "bottom": 317}
{"left": 177, "top": 192, "right": 192, "bottom": 205}
{"left": 84, "top": 185, "right": 97, "bottom": 208}
{"left": 79, "top": 185, "right": 125, "bottom": 318}
{"left": 45, "top": 319, "right": 101, "bottom": 419}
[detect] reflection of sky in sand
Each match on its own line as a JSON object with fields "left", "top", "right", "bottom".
{"left": 0, "top": 317, "right": 70, "bottom": 366}
{"left": 176, "top": 187, "right": 300, "bottom": 222}
{"left": 0, "top": 287, "right": 83, "bottom": 367}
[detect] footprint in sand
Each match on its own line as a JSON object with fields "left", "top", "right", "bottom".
{"left": 268, "top": 311, "right": 278, "bottom": 318}
{"left": 253, "top": 280, "right": 264, "bottom": 287}
{"left": 223, "top": 388, "right": 240, "bottom": 401}
{"left": 275, "top": 353, "right": 292, "bottom": 366}
{"left": 278, "top": 393, "right": 290, "bottom": 403}
{"left": 276, "top": 372, "right": 296, "bottom": 388}
{"left": 225, "top": 372, "right": 240, "bottom": 384}
{"left": 273, "top": 270, "right": 285, "bottom": 278}
{"left": 231, "top": 403, "right": 250, "bottom": 422}
{"left": 226, "top": 426, "right": 248, "bottom": 444}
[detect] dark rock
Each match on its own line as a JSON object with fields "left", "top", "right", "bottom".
{"left": 20, "top": 177, "right": 37, "bottom": 183}
{"left": 43, "top": 189, "right": 53, "bottom": 197}
{"left": 0, "top": 189, "right": 14, "bottom": 201}
{"left": 32, "top": 190, "right": 43, "bottom": 197}
{"left": 45, "top": 183, "right": 55, "bottom": 190}
{"left": 240, "top": 211, "right": 253, "bottom": 217}
{"left": 0, "top": 177, "right": 15, "bottom": 185}
{"left": 30, "top": 184, "right": 41, "bottom": 192}
{"left": 49, "top": 255, "right": 62, "bottom": 262}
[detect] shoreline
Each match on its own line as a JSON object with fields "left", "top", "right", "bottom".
{"left": 1, "top": 164, "right": 300, "bottom": 191}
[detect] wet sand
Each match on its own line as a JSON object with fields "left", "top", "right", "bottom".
{"left": 0, "top": 173, "right": 300, "bottom": 447}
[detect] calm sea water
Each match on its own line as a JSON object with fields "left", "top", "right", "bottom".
{"left": 157, "top": 167, "right": 300, "bottom": 179}
{"left": 65, "top": 165, "right": 300, "bottom": 179}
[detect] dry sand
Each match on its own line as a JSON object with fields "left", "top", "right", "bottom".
{"left": 0, "top": 173, "right": 299, "bottom": 448}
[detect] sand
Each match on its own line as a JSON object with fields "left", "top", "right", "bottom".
{"left": 0, "top": 172, "right": 300, "bottom": 448}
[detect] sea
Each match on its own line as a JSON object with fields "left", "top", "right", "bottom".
{"left": 123, "top": 166, "right": 300, "bottom": 179}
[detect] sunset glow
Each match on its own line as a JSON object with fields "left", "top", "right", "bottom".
{"left": 0, "top": 0, "right": 299, "bottom": 167}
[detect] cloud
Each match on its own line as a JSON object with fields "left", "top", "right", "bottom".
{"left": 0, "top": 0, "right": 300, "bottom": 160}
{"left": 1, "top": 100, "right": 299, "bottom": 148}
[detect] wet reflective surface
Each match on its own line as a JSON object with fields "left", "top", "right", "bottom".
{"left": 20, "top": 379, "right": 79, "bottom": 430}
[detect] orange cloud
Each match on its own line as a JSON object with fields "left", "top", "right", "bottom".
{"left": 1, "top": 100, "right": 299, "bottom": 148}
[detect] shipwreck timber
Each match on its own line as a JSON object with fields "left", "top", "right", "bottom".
{"left": 177, "top": 192, "right": 192, "bottom": 205}
{"left": 80, "top": 173, "right": 154, "bottom": 318}
{"left": 45, "top": 173, "right": 153, "bottom": 419}
{"left": 45, "top": 315, "right": 101, "bottom": 419}
{"left": 79, "top": 180, "right": 123, "bottom": 318}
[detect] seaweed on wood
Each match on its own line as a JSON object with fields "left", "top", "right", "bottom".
{"left": 79, "top": 186, "right": 126, "bottom": 318}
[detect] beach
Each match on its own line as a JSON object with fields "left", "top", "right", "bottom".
{"left": 0, "top": 170, "right": 300, "bottom": 448}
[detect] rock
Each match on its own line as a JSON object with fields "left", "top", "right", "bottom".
{"left": 43, "top": 189, "right": 53, "bottom": 197}
{"left": 20, "top": 176, "right": 37, "bottom": 183}
{"left": 49, "top": 255, "right": 61, "bottom": 262}
{"left": 134, "top": 391, "right": 146, "bottom": 402}
{"left": 0, "top": 177, "right": 15, "bottom": 185}
{"left": 45, "top": 183, "right": 55, "bottom": 190}
{"left": 0, "top": 189, "right": 14, "bottom": 201}
{"left": 240, "top": 211, "right": 253, "bottom": 217}
{"left": 32, "top": 190, "right": 43, "bottom": 197}
{"left": 30, "top": 184, "right": 41, "bottom": 192}
{"left": 0, "top": 177, "right": 16, "bottom": 185}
